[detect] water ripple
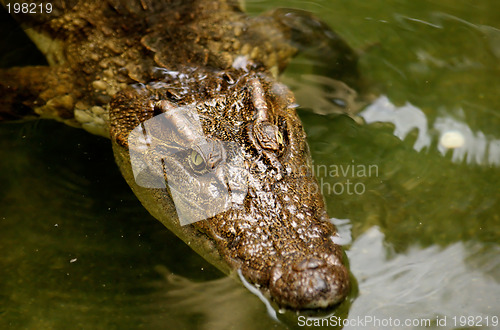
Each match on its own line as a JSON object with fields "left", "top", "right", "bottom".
{"left": 361, "top": 95, "right": 500, "bottom": 166}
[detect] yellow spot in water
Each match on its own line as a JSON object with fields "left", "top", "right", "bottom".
{"left": 440, "top": 131, "right": 465, "bottom": 149}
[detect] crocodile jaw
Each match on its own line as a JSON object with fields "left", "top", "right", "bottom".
{"left": 110, "top": 71, "right": 350, "bottom": 310}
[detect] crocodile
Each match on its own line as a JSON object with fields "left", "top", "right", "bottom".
{"left": 0, "top": 0, "right": 362, "bottom": 309}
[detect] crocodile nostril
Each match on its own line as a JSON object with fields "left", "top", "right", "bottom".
{"left": 309, "top": 274, "right": 327, "bottom": 292}
{"left": 292, "top": 257, "right": 326, "bottom": 272}
{"left": 268, "top": 256, "right": 350, "bottom": 309}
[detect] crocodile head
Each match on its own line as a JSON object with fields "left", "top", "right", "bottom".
{"left": 110, "top": 68, "right": 349, "bottom": 309}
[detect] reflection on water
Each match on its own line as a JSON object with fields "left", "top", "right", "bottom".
{"left": 348, "top": 226, "right": 500, "bottom": 329}
{"left": 361, "top": 96, "right": 431, "bottom": 152}
{"left": 434, "top": 115, "right": 498, "bottom": 166}
{"left": 361, "top": 95, "right": 500, "bottom": 166}
{"left": 1, "top": 0, "right": 500, "bottom": 329}
{"left": 146, "top": 266, "right": 285, "bottom": 330}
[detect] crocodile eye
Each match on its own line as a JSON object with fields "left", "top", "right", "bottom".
{"left": 189, "top": 150, "right": 206, "bottom": 172}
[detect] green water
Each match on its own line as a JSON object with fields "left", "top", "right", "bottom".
{"left": 1, "top": 0, "right": 499, "bottom": 329}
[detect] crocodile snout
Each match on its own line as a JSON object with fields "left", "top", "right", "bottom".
{"left": 268, "top": 254, "right": 349, "bottom": 309}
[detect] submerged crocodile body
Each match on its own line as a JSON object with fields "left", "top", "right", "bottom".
{"left": 0, "top": 0, "right": 361, "bottom": 309}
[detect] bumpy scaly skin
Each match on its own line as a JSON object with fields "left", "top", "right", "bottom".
{"left": 1, "top": 0, "right": 358, "bottom": 309}
{"left": 110, "top": 70, "right": 350, "bottom": 308}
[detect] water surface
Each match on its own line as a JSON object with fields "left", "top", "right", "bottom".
{"left": 1, "top": 0, "right": 499, "bottom": 329}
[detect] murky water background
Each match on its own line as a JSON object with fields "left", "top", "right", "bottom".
{"left": 1, "top": 0, "right": 499, "bottom": 329}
